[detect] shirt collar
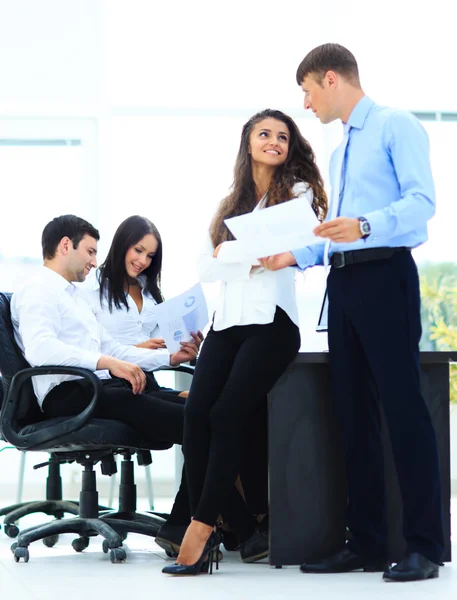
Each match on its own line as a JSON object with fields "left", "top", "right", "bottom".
{"left": 40, "top": 265, "right": 76, "bottom": 295}
{"left": 346, "top": 96, "right": 374, "bottom": 130}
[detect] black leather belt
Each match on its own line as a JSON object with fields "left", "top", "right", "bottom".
{"left": 330, "top": 247, "right": 410, "bottom": 269}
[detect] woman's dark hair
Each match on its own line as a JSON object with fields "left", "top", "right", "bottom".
{"left": 296, "top": 43, "right": 360, "bottom": 86}
{"left": 42, "top": 214, "right": 99, "bottom": 260}
{"left": 98, "top": 215, "right": 163, "bottom": 311}
{"left": 209, "top": 109, "right": 327, "bottom": 247}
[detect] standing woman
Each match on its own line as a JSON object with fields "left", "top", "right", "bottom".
{"left": 163, "top": 109, "right": 327, "bottom": 575}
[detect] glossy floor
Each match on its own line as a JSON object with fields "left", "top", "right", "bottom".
{"left": 0, "top": 498, "right": 455, "bottom": 600}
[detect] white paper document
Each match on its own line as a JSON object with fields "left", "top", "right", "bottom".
{"left": 153, "top": 283, "right": 209, "bottom": 353}
{"left": 223, "top": 196, "right": 321, "bottom": 262}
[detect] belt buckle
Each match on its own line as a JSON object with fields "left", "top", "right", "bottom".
{"left": 332, "top": 252, "right": 345, "bottom": 268}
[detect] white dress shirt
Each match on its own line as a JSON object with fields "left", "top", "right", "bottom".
{"left": 78, "top": 271, "right": 164, "bottom": 347}
{"left": 11, "top": 266, "right": 171, "bottom": 407}
{"left": 198, "top": 182, "right": 312, "bottom": 331}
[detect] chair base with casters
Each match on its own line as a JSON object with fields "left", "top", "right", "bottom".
{"left": 11, "top": 451, "right": 126, "bottom": 563}
{"left": 99, "top": 450, "right": 167, "bottom": 542}
{"left": 0, "top": 455, "right": 112, "bottom": 542}
{"left": 11, "top": 447, "right": 169, "bottom": 564}
{"left": 0, "top": 458, "right": 105, "bottom": 543}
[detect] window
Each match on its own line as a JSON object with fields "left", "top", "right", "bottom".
{"left": 0, "top": 120, "right": 97, "bottom": 292}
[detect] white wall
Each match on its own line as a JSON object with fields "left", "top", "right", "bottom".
{"left": 0, "top": 0, "right": 102, "bottom": 115}
{"left": 2, "top": 0, "right": 455, "bottom": 115}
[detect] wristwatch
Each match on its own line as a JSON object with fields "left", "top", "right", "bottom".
{"left": 358, "top": 217, "right": 371, "bottom": 239}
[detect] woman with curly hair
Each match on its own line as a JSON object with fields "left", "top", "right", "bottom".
{"left": 163, "top": 109, "right": 327, "bottom": 575}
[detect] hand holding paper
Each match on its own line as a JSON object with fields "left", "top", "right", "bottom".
{"left": 258, "top": 251, "right": 297, "bottom": 271}
{"left": 221, "top": 196, "right": 321, "bottom": 262}
{"left": 153, "top": 283, "right": 209, "bottom": 354}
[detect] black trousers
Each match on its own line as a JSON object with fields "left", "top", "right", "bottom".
{"left": 183, "top": 306, "right": 300, "bottom": 527}
{"left": 42, "top": 374, "right": 263, "bottom": 536}
{"left": 327, "top": 250, "right": 444, "bottom": 563}
{"left": 42, "top": 376, "right": 185, "bottom": 444}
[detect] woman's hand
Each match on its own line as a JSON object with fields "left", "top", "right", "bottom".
{"left": 135, "top": 338, "right": 167, "bottom": 350}
{"left": 191, "top": 330, "right": 205, "bottom": 349}
{"left": 170, "top": 341, "right": 199, "bottom": 366}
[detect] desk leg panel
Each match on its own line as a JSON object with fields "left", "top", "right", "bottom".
{"left": 268, "top": 363, "right": 347, "bottom": 565}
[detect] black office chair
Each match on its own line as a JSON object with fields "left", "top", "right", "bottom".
{"left": 0, "top": 292, "right": 193, "bottom": 563}
{"left": 0, "top": 296, "right": 83, "bottom": 542}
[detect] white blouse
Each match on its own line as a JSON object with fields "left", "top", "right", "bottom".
{"left": 198, "top": 182, "right": 312, "bottom": 331}
{"left": 79, "top": 272, "right": 165, "bottom": 349}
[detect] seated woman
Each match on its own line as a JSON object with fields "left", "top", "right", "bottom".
{"left": 162, "top": 109, "right": 327, "bottom": 576}
{"left": 80, "top": 215, "right": 203, "bottom": 397}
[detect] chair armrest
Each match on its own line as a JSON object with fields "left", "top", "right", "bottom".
{"left": 2, "top": 366, "right": 102, "bottom": 450}
{"left": 158, "top": 364, "right": 195, "bottom": 376}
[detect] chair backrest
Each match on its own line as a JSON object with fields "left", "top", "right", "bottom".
{"left": 0, "top": 292, "right": 43, "bottom": 425}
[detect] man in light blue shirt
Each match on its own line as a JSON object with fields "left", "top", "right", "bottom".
{"left": 292, "top": 95, "right": 436, "bottom": 268}
{"left": 261, "top": 43, "right": 443, "bottom": 583}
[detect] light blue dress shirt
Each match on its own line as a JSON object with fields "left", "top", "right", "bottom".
{"left": 292, "top": 96, "right": 436, "bottom": 269}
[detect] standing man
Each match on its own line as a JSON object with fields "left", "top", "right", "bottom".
{"left": 260, "top": 43, "right": 443, "bottom": 582}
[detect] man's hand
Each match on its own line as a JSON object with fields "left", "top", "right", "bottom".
{"left": 136, "top": 338, "right": 166, "bottom": 350}
{"left": 170, "top": 334, "right": 200, "bottom": 366}
{"left": 98, "top": 356, "right": 146, "bottom": 394}
{"left": 258, "top": 251, "right": 296, "bottom": 272}
{"left": 314, "top": 217, "right": 362, "bottom": 243}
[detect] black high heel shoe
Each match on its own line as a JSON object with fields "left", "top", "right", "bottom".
{"left": 162, "top": 531, "right": 221, "bottom": 576}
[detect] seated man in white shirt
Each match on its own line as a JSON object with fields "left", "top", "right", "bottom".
{"left": 11, "top": 214, "right": 198, "bottom": 442}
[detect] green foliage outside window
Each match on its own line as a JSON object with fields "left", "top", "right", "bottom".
{"left": 419, "top": 262, "right": 457, "bottom": 402}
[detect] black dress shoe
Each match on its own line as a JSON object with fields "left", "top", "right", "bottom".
{"left": 240, "top": 528, "right": 269, "bottom": 563}
{"left": 155, "top": 523, "right": 188, "bottom": 556}
{"left": 383, "top": 552, "right": 439, "bottom": 582}
{"left": 221, "top": 529, "right": 240, "bottom": 551}
{"left": 300, "top": 548, "right": 389, "bottom": 574}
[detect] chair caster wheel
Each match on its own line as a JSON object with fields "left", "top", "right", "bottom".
{"left": 43, "top": 534, "right": 59, "bottom": 548}
{"left": 4, "top": 524, "right": 20, "bottom": 538}
{"left": 13, "top": 547, "right": 29, "bottom": 563}
{"left": 166, "top": 550, "right": 177, "bottom": 558}
{"left": 102, "top": 539, "right": 110, "bottom": 554}
{"left": 72, "top": 536, "right": 90, "bottom": 552}
{"left": 10, "top": 542, "right": 18, "bottom": 553}
{"left": 110, "top": 548, "right": 127, "bottom": 564}
{"left": 275, "top": 565, "right": 283, "bottom": 569}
